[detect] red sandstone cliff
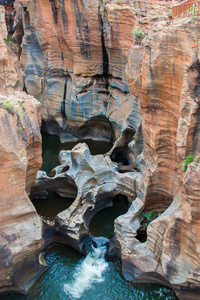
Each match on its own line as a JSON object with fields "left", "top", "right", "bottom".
{"left": 0, "top": 92, "right": 46, "bottom": 293}
{"left": 118, "top": 18, "right": 200, "bottom": 299}
{"left": 13, "top": 0, "right": 170, "bottom": 142}
{"left": 0, "top": 6, "right": 22, "bottom": 95}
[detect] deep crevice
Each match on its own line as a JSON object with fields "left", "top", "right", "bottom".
{"left": 59, "top": 0, "right": 68, "bottom": 31}
{"left": 99, "top": 4, "right": 109, "bottom": 91}
{"left": 49, "top": 0, "right": 58, "bottom": 24}
{"left": 61, "top": 77, "right": 67, "bottom": 128}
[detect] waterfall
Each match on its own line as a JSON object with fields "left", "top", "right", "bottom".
{"left": 63, "top": 246, "right": 108, "bottom": 299}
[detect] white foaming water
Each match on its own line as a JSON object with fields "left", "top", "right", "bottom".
{"left": 63, "top": 246, "right": 108, "bottom": 299}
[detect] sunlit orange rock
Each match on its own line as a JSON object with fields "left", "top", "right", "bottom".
{"left": 0, "top": 92, "right": 46, "bottom": 293}
{"left": 14, "top": 0, "right": 139, "bottom": 141}
{"left": 117, "top": 18, "right": 200, "bottom": 299}
{"left": 0, "top": 6, "right": 22, "bottom": 95}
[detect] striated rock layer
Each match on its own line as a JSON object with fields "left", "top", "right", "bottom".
{"left": 12, "top": 0, "right": 171, "bottom": 143}
{"left": 115, "top": 18, "right": 200, "bottom": 299}
{"left": 0, "top": 6, "right": 22, "bottom": 95}
{"left": 12, "top": 0, "right": 145, "bottom": 142}
{"left": 0, "top": 92, "right": 46, "bottom": 293}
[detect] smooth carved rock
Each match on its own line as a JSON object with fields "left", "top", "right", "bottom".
{"left": 13, "top": 0, "right": 139, "bottom": 142}
{"left": 31, "top": 143, "right": 141, "bottom": 252}
{"left": 0, "top": 92, "right": 46, "bottom": 293}
{"left": 116, "top": 18, "right": 200, "bottom": 299}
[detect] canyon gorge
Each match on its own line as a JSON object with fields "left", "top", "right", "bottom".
{"left": 0, "top": 0, "right": 200, "bottom": 299}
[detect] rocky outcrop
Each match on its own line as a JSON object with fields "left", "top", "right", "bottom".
{"left": 0, "top": 92, "right": 46, "bottom": 293}
{"left": 0, "top": 6, "right": 22, "bottom": 95}
{"left": 31, "top": 143, "right": 141, "bottom": 251}
{"left": 10, "top": 0, "right": 173, "bottom": 144}
{"left": 114, "top": 18, "right": 200, "bottom": 299}
{"left": 12, "top": 0, "right": 143, "bottom": 142}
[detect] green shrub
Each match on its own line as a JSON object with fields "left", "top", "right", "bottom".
{"left": 4, "top": 38, "right": 12, "bottom": 45}
{"left": 2, "top": 99, "right": 15, "bottom": 112}
{"left": 133, "top": 26, "right": 146, "bottom": 38}
{"left": 18, "top": 127, "right": 22, "bottom": 134}
{"left": 182, "top": 153, "right": 194, "bottom": 172}
{"left": 142, "top": 210, "right": 158, "bottom": 225}
{"left": 4, "top": 33, "right": 12, "bottom": 45}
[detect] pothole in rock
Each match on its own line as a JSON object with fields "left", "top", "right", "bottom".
{"left": 89, "top": 194, "right": 129, "bottom": 239}
{"left": 31, "top": 191, "right": 75, "bottom": 225}
{"left": 110, "top": 128, "right": 140, "bottom": 173}
{"left": 136, "top": 194, "right": 174, "bottom": 243}
{"left": 78, "top": 115, "right": 115, "bottom": 143}
{"left": 110, "top": 145, "right": 139, "bottom": 173}
{"left": 110, "top": 145, "right": 132, "bottom": 165}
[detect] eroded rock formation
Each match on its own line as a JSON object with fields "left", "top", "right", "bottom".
{"left": 0, "top": 92, "right": 46, "bottom": 293}
{"left": 8, "top": 0, "right": 173, "bottom": 144}
{"left": 31, "top": 142, "right": 141, "bottom": 251}
{"left": 12, "top": 0, "right": 146, "bottom": 142}
{"left": 115, "top": 18, "right": 200, "bottom": 299}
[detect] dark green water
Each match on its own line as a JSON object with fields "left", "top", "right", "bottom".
{"left": 32, "top": 191, "right": 74, "bottom": 223}
{"left": 90, "top": 194, "right": 129, "bottom": 239}
{"left": 0, "top": 133, "right": 178, "bottom": 300}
